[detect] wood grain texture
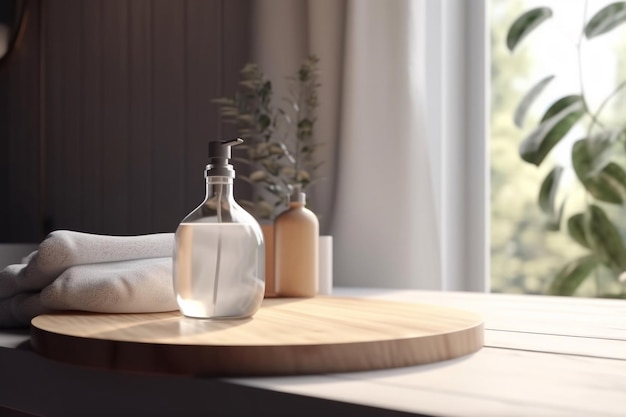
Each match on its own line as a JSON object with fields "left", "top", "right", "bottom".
{"left": 30, "top": 297, "right": 483, "bottom": 376}
{"left": 238, "top": 347, "right": 626, "bottom": 417}
{"left": 334, "top": 288, "right": 626, "bottom": 360}
{"left": 6, "top": 289, "right": 626, "bottom": 416}
{"left": 335, "top": 288, "right": 626, "bottom": 341}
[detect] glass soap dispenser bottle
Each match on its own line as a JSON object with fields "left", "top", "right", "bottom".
{"left": 173, "top": 138, "right": 265, "bottom": 319}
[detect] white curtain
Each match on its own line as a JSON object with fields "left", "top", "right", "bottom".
{"left": 252, "top": 0, "right": 443, "bottom": 289}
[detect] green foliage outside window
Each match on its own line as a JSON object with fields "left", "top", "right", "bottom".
{"left": 506, "top": 1, "right": 626, "bottom": 297}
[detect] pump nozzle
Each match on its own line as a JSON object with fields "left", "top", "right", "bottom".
{"left": 208, "top": 138, "right": 243, "bottom": 163}
{"left": 205, "top": 138, "right": 244, "bottom": 178}
{"left": 289, "top": 184, "right": 306, "bottom": 204}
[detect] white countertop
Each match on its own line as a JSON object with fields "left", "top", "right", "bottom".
{"left": 2, "top": 288, "right": 625, "bottom": 416}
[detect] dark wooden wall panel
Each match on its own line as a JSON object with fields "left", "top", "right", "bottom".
{"left": 58, "top": 0, "right": 81, "bottom": 232}
{"left": 5, "top": 0, "right": 41, "bottom": 241}
{"left": 128, "top": 0, "right": 153, "bottom": 235}
{"left": 43, "top": 0, "right": 85, "bottom": 233}
{"left": 0, "top": 41, "right": 7, "bottom": 239}
{"left": 80, "top": 1, "right": 103, "bottom": 234}
{"left": 152, "top": 0, "right": 186, "bottom": 232}
{"left": 0, "top": 0, "right": 251, "bottom": 241}
{"left": 101, "top": 0, "right": 130, "bottom": 235}
{"left": 42, "top": 0, "right": 65, "bottom": 235}
{"left": 184, "top": 0, "right": 221, "bottom": 212}
{"left": 0, "top": 0, "right": 250, "bottom": 242}
{"left": 0, "top": 56, "right": 7, "bottom": 239}
{"left": 0, "top": 0, "right": 41, "bottom": 242}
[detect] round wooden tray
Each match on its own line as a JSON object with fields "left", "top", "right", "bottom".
{"left": 31, "top": 296, "right": 483, "bottom": 376}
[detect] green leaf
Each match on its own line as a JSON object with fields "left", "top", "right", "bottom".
{"left": 572, "top": 139, "right": 595, "bottom": 177}
{"left": 256, "top": 200, "right": 274, "bottom": 219}
{"left": 507, "top": 7, "right": 553, "bottom": 52}
{"left": 547, "top": 255, "right": 599, "bottom": 296}
{"left": 264, "top": 184, "right": 283, "bottom": 196}
{"left": 582, "top": 164, "right": 626, "bottom": 204}
{"left": 297, "top": 119, "right": 314, "bottom": 139}
{"left": 587, "top": 129, "right": 624, "bottom": 175}
{"left": 587, "top": 204, "right": 626, "bottom": 271}
{"left": 545, "top": 198, "right": 566, "bottom": 231}
{"left": 572, "top": 139, "right": 626, "bottom": 204}
{"left": 538, "top": 166, "right": 563, "bottom": 214}
{"left": 572, "top": 138, "right": 606, "bottom": 176}
{"left": 236, "top": 114, "right": 255, "bottom": 124}
{"left": 540, "top": 95, "right": 583, "bottom": 123}
{"left": 597, "top": 163, "right": 626, "bottom": 201}
{"left": 240, "top": 80, "right": 261, "bottom": 90}
{"left": 567, "top": 213, "right": 591, "bottom": 249}
{"left": 211, "top": 97, "right": 235, "bottom": 106}
{"left": 519, "top": 100, "right": 584, "bottom": 166}
{"left": 260, "top": 80, "right": 272, "bottom": 98}
{"left": 585, "top": 2, "right": 626, "bottom": 39}
{"left": 258, "top": 114, "right": 271, "bottom": 130}
{"left": 514, "top": 75, "right": 555, "bottom": 128}
{"left": 297, "top": 170, "right": 311, "bottom": 183}
{"left": 219, "top": 108, "right": 240, "bottom": 117}
{"left": 249, "top": 170, "right": 267, "bottom": 182}
{"left": 280, "top": 166, "right": 296, "bottom": 177}
{"left": 269, "top": 143, "right": 285, "bottom": 156}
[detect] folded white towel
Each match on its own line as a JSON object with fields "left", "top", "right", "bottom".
{"left": 40, "top": 257, "right": 177, "bottom": 313}
{"left": 0, "top": 231, "right": 177, "bottom": 328}
{"left": 0, "top": 292, "right": 53, "bottom": 328}
{"left": 0, "top": 230, "right": 174, "bottom": 299}
{"left": 0, "top": 264, "right": 27, "bottom": 300}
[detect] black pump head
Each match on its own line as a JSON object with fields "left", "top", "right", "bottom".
{"left": 205, "top": 138, "right": 244, "bottom": 178}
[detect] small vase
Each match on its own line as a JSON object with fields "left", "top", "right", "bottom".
{"left": 262, "top": 223, "right": 332, "bottom": 297}
{"left": 318, "top": 235, "right": 333, "bottom": 295}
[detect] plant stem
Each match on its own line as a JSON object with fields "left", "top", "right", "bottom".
{"left": 587, "top": 79, "right": 626, "bottom": 137}
{"left": 575, "top": 0, "right": 587, "bottom": 103}
{"left": 576, "top": 0, "right": 605, "bottom": 131}
{"left": 294, "top": 81, "right": 304, "bottom": 184}
{"left": 575, "top": 0, "right": 603, "bottom": 131}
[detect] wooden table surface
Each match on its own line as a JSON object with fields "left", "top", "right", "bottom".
{"left": 2, "top": 288, "right": 626, "bottom": 416}
{"left": 234, "top": 288, "right": 626, "bottom": 417}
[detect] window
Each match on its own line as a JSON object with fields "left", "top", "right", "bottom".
{"left": 490, "top": 0, "right": 626, "bottom": 296}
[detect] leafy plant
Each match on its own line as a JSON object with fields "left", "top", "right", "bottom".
{"left": 507, "top": 2, "right": 626, "bottom": 297}
{"left": 213, "top": 55, "right": 321, "bottom": 220}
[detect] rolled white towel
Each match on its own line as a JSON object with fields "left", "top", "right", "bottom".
{"left": 0, "top": 231, "right": 174, "bottom": 298}
{"left": 40, "top": 257, "right": 177, "bottom": 313}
